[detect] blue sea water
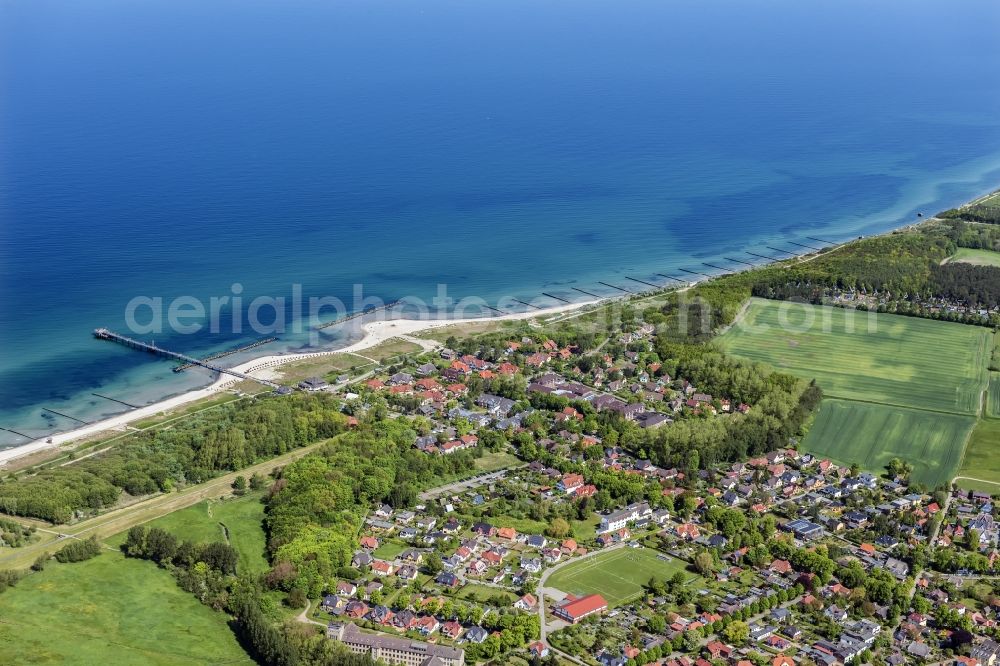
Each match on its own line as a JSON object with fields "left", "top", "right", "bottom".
{"left": 1, "top": 0, "right": 999, "bottom": 448}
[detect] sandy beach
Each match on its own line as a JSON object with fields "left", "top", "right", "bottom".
{"left": 0, "top": 300, "right": 598, "bottom": 466}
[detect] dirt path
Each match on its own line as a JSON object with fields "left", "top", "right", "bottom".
{"left": 0, "top": 439, "right": 329, "bottom": 570}
{"left": 953, "top": 475, "right": 1000, "bottom": 489}
{"left": 297, "top": 599, "right": 326, "bottom": 628}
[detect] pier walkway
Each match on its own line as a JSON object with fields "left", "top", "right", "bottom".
{"left": 93, "top": 328, "right": 281, "bottom": 389}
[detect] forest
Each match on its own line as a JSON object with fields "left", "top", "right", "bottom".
{"left": 263, "top": 417, "right": 485, "bottom": 597}
{"left": 671, "top": 223, "right": 1000, "bottom": 321}
{"left": 0, "top": 393, "right": 351, "bottom": 523}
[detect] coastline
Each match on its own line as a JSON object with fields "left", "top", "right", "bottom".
{"left": 3, "top": 183, "right": 998, "bottom": 468}
{"left": 0, "top": 300, "right": 600, "bottom": 466}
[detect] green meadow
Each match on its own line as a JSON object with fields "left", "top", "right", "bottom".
{"left": 948, "top": 247, "right": 1000, "bottom": 268}
{"left": 0, "top": 552, "right": 251, "bottom": 665}
{"left": 106, "top": 491, "right": 269, "bottom": 574}
{"left": 988, "top": 373, "right": 1000, "bottom": 419}
{"left": 956, "top": 419, "right": 1000, "bottom": 492}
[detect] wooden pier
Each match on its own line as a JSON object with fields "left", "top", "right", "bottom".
{"left": 92, "top": 393, "right": 141, "bottom": 409}
{"left": 787, "top": 241, "right": 823, "bottom": 252}
{"left": 541, "top": 292, "right": 571, "bottom": 304}
{"left": 314, "top": 300, "right": 402, "bottom": 331}
{"left": 93, "top": 328, "right": 281, "bottom": 389}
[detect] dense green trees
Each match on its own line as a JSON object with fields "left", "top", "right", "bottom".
{"left": 630, "top": 342, "right": 822, "bottom": 470}
{"left": 0, "top": 569, "right": 22, "bottom": 595}
{"left": 54, "top": 536, "right": 101, "bottom": 563}
{"left": 940, "top": 199, "right": 1000, "bottom": 225}
{"left": 738, "top": 224, "right": 1000, "bottom": 312}
{"left": 0, "top": 393, "right": 350, "bottom": 523}
{"left": 264, "top": 418, "right": 484, "bottom": 596}
{"left": 0, "top": 517, "right": 36, "bottom": 547}
{"left": 124, "top": 525, "right": 239, "bottom": 575}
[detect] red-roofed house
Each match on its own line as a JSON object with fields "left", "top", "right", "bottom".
{"left": 514, "top": 593, "right": 537, "bottom": 611}
{"left": 371, "top": 560, "right": 393, "bottom": 576}
{"left": 676, "top": 523, "right": 701, "bottom": 540}
{"left": 770, "top": 559, "right": 792, "bottom": 575}
{"left": 558, "top": 473, "right": 585, "bottom": 493}
{"left": 497, "top": 527, "right": 517, "bottom": 541}
{"left": 529, "top": 641, "right": 549, "bottom": 658}
{"left": 415, "top": 616, "right": 439, "bottom": 635}
{"left": 526, "top": 352, "right": 549, "bottom": 367}
{"left": 441, "top": 620, "right": 463, "bottom": 640}
{"left": 705, "top": 641, "right": 734, "bottom": 660}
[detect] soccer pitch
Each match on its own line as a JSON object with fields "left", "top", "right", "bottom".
{"left": 545, "top": 547, "right": 693, "bottom": 607}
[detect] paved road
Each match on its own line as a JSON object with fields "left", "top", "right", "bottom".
{"left": 418, "top": 469, "right": 515, "bottom": 501}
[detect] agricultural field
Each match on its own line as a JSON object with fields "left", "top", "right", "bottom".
{"left": 956, "top": 419, "right": 1000, "bottom": 492}
{"left": 988, "top": 373, "right": 1000, "bottom": 419}
{"left": 545, "top": 547, "right": 693, "bottom": 607}
{"left": 0, "top": 552, "right": 251, "bottom": 665}
{"left": 718, "top": 298, "right": 990, "bottom": 415}
{"left": 802, "top": 400, "right": 976, "bottom": 488}
{"left": 106, "top": 491, "right": 269, "bottom": 574}
{"left": 947, "top": 248, "right": 1000, "bottom": 267}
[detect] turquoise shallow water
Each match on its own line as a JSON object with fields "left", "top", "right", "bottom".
{"left": 1, "top": 0, "right": 999, "bottom": 446}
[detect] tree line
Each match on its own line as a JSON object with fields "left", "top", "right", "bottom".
{"left": 0, "top": 393, "right": 350, "bottom": 523}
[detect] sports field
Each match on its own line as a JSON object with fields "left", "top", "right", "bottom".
{"left": 802, "top": 399, "right": 976, "bottom": 487}
{"left": 545, "top": 547, "right": 692, "bottom": 607}
{"left": 0, "top": 552, "right": 251, "bottom": 665}
{"left": 956, "top": 419, "right": 1000, "bottom": 492}
{"left": 718, "top": 299, "right": 990, "bottom": 415}
{"left": 106, "top": 491, "right": 269, "bottom": 574}
{"left": 948, "top": 248, "right": 1000, "bottom": 268}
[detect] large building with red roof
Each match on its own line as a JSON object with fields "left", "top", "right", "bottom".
{"left": 554, "top": 594, "right": 608, "bottom": 623}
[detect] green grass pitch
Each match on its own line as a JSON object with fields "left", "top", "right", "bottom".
{"left": 956, "top": 419, "right": 1000, "bottom": 492}
{"left": 545, "top": 547, "right": 693, "bottom": 607}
